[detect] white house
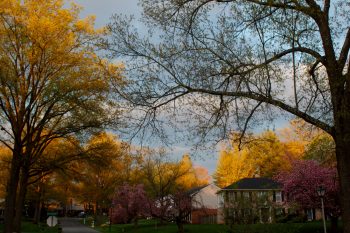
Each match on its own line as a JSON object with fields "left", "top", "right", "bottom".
{"left": 186, "top": 183, "right": 220, "bottom": 224}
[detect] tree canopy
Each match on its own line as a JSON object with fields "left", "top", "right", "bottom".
{"left": 105, "top": 1, "right": 350, "bottom": 230}
{"left": 0, "top": 1, "right": 122, "bottom": 232}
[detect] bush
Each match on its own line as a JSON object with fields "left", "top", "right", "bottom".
{"left": 276, "top": 213, "right": 306, "bottom": 223}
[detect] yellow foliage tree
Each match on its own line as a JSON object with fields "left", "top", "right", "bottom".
{"left": 0, "top": 1, "right": 122, "bottom": 232}
{"left": 176, "top": 154, "right": 209, "bottom": 189}
{"left": 279, "top": 118, "right": 336, "bottom": 166}
{"left": 0, "top": 146, "right": 11, "bottom": 199}
{"left": 73, "top": 132, "right": 138, "bottom": 215}
{"left": 214, "top": 146, "right": 253, "bottom": 188}
{"left": 214, "top": 130, "right": 308, "bottom": 187}
{"left": 245, "top": 131, "right": 290, "bottom": 177}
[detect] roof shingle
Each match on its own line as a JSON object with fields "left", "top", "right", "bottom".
{"left": 222, "top": 178, "right": 282, "bottom": 190}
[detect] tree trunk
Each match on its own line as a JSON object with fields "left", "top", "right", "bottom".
{"left": 33, "top": 200, "right": 42, "bottom": 224}
{"left": 332, "top": 71, "right": 350, "bottom": 233}
{"left": 176, "top": 220, "right": 184, "bottom": 233}
{"left": 335, "top": 138, "right": 350, "bottom": 233}
{"left": 33, "top": 184, "right": 43, "bottom": 225}
{"left": 133, "top": 218, "right": 138, "bottom": 228}
{"left": 13, "top": 167, "right": 29, "bottom": 233}
{"left": 330, "top": 216, "right": 338, "bottom": 233}
{"left": 3, "top": 151, "right": 21, "bottom": 233}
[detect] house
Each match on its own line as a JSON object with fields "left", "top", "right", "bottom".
{"left": 217, "top": 178, "right": 284, "bottom": 224}
{"left": 186, "top": 183, "right": 220, "bottom": 224}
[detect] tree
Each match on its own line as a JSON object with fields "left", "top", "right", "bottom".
{"left": 304, "top": 132, "right": 336, "bottom": 166}
{"left": 140, "top": 149, "right": 195, "bottom": 224}
{"left": 111, "top": 184, "right": 148, "bottom": 225}
{"left": 276, "top": 160, "right": 340, "bottom": 232}
{"left": 23, "top": 137, "right": 85, "bottom": 222}
{"left": 0, "top": 146, "right": 11, "bottom": 199}
{"left": 245, "top": 131, "right": 292, "bottom": 177}
{"left": 0, "top": 1, "right": 121, "bottom": 232}
{"left": 278, "top": 118, "right": 336, "bottom": 165}
{"left": 214, "top": 130, "right": 302, "bottom": 187}
{"left": 74, "top": 133, "right": 137, "bottom": 216}
{"left": 106, "top": 1, "right": 350, "bottom": 230}
{"left": 176, "top": 154, "right": 209, "bottom": 189}
{"left": 148, "top": 190, "right": 192, "bottom": 233}
{"left": 193, "top": 165, "right": 210, "bottom": 186}
{"left": 214, "top": 146, "right": 253, "bottom": 188}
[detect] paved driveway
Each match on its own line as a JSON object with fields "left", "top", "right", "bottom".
{"left": 59, "top": 218, "right": 100, "bottom": 233}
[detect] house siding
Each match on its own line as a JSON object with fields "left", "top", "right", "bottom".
{"left": 190, "top": 184, "right": 220, "bottom": 224}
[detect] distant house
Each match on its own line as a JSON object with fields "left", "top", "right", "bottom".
{"left": 186, "top": 183, "right": 220, "bottom": 224}
{"left": 217, "top": 178, "right": 284, "bottom": 224}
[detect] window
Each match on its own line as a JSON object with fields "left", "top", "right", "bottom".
{"left": 258, "top": 191, "right": 267, "bottom": 197}
{"left": 228, "top": 192, "right": 235, "bottom": 202}
{"left": 218, "top": 193, "right": 224, "bottom": 207}
{"left": 228, "top": 208, "right": 234, "bottom": 217}
{"left": 275, "top": 191, "right": 282, "bottom": 202}
{"left": 243, "top": 192, "right": 250, "bottom": 199}
{"left": 306, "top": 209, "right": 314, "bottom": 221}
{"left": 258, "top": 191, "right": 268, "bottom": 199}
{"left": 257, "top": 191, "right": 268, "bottom": 203}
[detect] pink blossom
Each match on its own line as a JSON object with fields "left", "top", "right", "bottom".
{"left": 275, "top": 160, "right": 340, "bottom": 217}
{"left": 111, "top": 184, "right": 149, "bottom": 223}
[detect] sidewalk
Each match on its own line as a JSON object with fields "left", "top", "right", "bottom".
{"left": 59, "top": 218, "right": 100, "bottom": 233}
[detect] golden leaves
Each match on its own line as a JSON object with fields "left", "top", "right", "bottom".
{"left": 214, "top": 146, "right": 253, "bottom": 188}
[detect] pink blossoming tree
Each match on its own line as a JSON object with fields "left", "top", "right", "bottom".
{"left": 276, "top": 160, "right": 340, "bottom": 232}
{"left": 111, "top": 184, "right": 149, "bottom": 225}
{"left": 148, "top": 191, "right": 192, "bottom": 233}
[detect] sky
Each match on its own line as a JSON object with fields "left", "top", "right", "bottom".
{"left": 72, "top": 0, "right": 222, "bottom": 175}
{"left": 73, "top": 0, "right": 291, "bottom": 176}
{"left": 74, "top": 0, "right": 141, "bottom": 27}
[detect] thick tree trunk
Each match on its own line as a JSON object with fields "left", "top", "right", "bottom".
{"left": 332, "top": 80, "right": 350, "bottom": 233}
{"left": 335, "top": 137, "right": 350, "bottom": 233}
{"left": 13, "top": 167, "right": 29, "bottom": 233}
{"left": 330, "top": 216, "right": 338, "bottom": 233}
{"left": 3, "top": 152, "right": 21, "bottom": 233}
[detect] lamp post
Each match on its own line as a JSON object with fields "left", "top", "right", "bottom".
{"left": 317, "top": 186, "right": 327, "bottom": 233}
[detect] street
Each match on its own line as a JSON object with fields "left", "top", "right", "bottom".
{"left": 59, "top": 218, "right": 100, "bottom": 233}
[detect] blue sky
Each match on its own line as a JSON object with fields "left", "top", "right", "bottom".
{"left": 74, "top": 0, "right": 141, "bottom": 27}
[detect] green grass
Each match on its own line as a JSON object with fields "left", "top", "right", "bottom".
{"left": 0, "top": 221, "right": 58, "bottom": 233}
{"left": 95, "top": 220, "right": 336, "bottom": 233}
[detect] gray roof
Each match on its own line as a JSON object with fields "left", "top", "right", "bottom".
{"left": 222, "top": 178, "right": 282, "bottom": 190}
{"left": 185, "top": 184, "right": 210, "bottom": 196}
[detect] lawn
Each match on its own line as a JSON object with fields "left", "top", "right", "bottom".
{"left": 0, "top": 221, "right": 58, "bottom": 233}
{"left": 96, "top": 220, "right": 334, "bottom": 233}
